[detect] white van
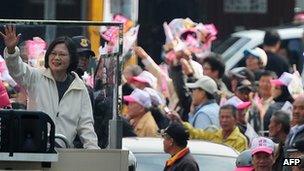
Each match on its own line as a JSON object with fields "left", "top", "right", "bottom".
{"left": 123, "top": 137, "right": 239, "bottom": 171}
{"left": 213, "top": 25, "right": 304, "bottom": 72}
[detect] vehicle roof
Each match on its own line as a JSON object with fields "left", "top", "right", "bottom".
{"left": 232, "top": 26, "right": 304, "bottom": 40}
{"left": 232, "top": 29, "right": 265, "bottom": 40}
{"left": 222, "top": 25, "right": 304, "bottom": 71}
{"left": 123, "top": 137, "right": 239, "bottom": 158}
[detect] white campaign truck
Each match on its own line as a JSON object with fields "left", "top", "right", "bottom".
{"left": 0, "top": 149, "right": 129, "bottom": 171}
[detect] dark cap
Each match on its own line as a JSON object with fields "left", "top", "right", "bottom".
{"left": 72, "top": 36, "right": 95, "bottom": 57}
{"left": 161, "top": 122, "right": 189, "bottom": 147}
{"left": 237, "top": 79, "right": 253, "bottom": 92}
{"left": 229, "top": 67, "right": 255, "bottom": 82}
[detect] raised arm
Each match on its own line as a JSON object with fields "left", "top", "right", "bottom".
{"left": 0, "top": 25, "right": 21, "bottom": 54}
{"left": 1, "top": 25, "right": 37, "bottom": 89}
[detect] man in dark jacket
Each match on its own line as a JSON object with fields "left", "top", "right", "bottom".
{"left": 263, "top": 30, "right": 290, "bottom": 76}
{"left": 72, "top": 36, "right": 95, "bottom": 108}
{"left": 268, "top": 110, "right": 291, "bottom": 171}
{"left": 162, "top": 122, "right": 199, "bottom": 171}
{"left": 286, "top": 95, "right": 304, "bottom": 148}
{"left": 72, "top": 36, "right": 95, "bottom": 148}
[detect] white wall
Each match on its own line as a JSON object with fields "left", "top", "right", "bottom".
{"left": 104, "top": 0, "right": 138, "bottom": 22}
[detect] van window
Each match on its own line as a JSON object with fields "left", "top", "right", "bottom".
{"left": 213, "top": 37, "right": 240, "bottom": 54}
{"left": 214, "top": 36, "right": 251, "bottom": 63}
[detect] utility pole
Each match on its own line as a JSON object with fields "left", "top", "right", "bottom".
{"left": 44, "top": 0, "right": 56, "bottom": 43}
{"left": 109, "top": 23, "right": 124, "bottom": 150}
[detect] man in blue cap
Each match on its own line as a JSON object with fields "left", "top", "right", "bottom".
{"left": 72, "top": 36, "right": 95, "bottom": 77}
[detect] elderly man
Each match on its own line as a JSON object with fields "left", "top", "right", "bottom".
{"left": 186, "top": 76, "right": 220, "bottom": 129}
{"left": 123, "top": 88, "right": 158, "bottom": 137}
{"left": 250, "top": 137, "right": 275, "bottom": 171}
{"left": 162, "top": 122, "right": 199, "bottom": 171}
{"left": 169, "top": 104, "right": 248, "bottom": 152}
{"left": 286, "top": 95, "right": 304, "bottom": 148}
{"left": 224, "top": 96, "right": 257, "bottom": 143}
{"left": 130, "top": 70, "right": 165, "bottom": 106}
{"left": 268, "top": 110, "right": 291, "bottom": 171}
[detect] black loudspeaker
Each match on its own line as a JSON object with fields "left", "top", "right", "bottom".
{"left": 0, "top": 110, "right": 55, "bottom": 154}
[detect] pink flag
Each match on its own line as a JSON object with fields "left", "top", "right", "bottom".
{"left": 0, "top": 81, "right": 11, "bottom": 108}
{"left": 0, "top": 56, "right": 7, "bottom": 73}
{"left": 26, "top": 37, "right": 47, "bottom": 59}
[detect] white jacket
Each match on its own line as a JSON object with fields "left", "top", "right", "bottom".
{"left": 4, "top": 47, "right": 99, "bottom": 149}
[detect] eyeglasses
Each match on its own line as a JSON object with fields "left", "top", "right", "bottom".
{"left": 50, "top": 51, "right": 69, "bottom": 58}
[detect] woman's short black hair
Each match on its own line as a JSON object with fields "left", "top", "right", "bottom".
{"left": 202, "top": 53, "right": 225, "bottom": 78}
{"left": 274, "top": 85, "right": 294, "bottom": 103}
{"left": 44, "top": 36, "right": 78, "bottom": 73}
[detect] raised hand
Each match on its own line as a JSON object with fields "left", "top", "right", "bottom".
{"left": 166, "top": 110, "right": 183, "bottom": 124}
{"left": 180, "top": 58, "right": 194, "bottom": 76}
{"left": 0, "top": 25, "right": 21, "bottom": 54}
{"left": 133, "top": 46, "right": 149, "bottom": 59}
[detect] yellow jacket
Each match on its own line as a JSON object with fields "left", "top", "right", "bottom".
{"left": 183, "top": 122, "right": 248, "bottom": 152}
{"left": 132, "top": 111, "right": 159, "bottom": 137}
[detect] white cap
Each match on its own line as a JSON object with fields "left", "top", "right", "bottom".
{"left": 186, "top": 76, "right": 218, "bottom": 94}
{"left": 144, "top": 87, "right": 165, "bottom": 106}
{"left": 189, "top": 60, "right": 204, "bottom": 79}
{"left": 270, "top": 72, "right": 294, "bottom": 86}
{"left": 123, "top": 88, "right": 152, "bottom": 108}
{"left": 131, "top": 71, "right": 157, "bottom": 89}
{"left": 244, "top": 47, "right": 268, "bottom": 67}
{"left": 223, "top": 96, "right": 251, "bottom": 110}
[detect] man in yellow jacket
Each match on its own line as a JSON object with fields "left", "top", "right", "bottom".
{"left": 170, "top": 104, "right": 248, "bottom": 152}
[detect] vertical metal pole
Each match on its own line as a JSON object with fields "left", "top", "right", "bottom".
{"left": 81, "top": 0, "right": 87, "bottom": 35}
{"left": 109, "top": 23, "right": 124, "bottom": 149}
{"left": 44, "top": 0, "right": 56, "bottom": 42}
{"left": 132, "top": 0, "right": 139, "bottom": 23}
